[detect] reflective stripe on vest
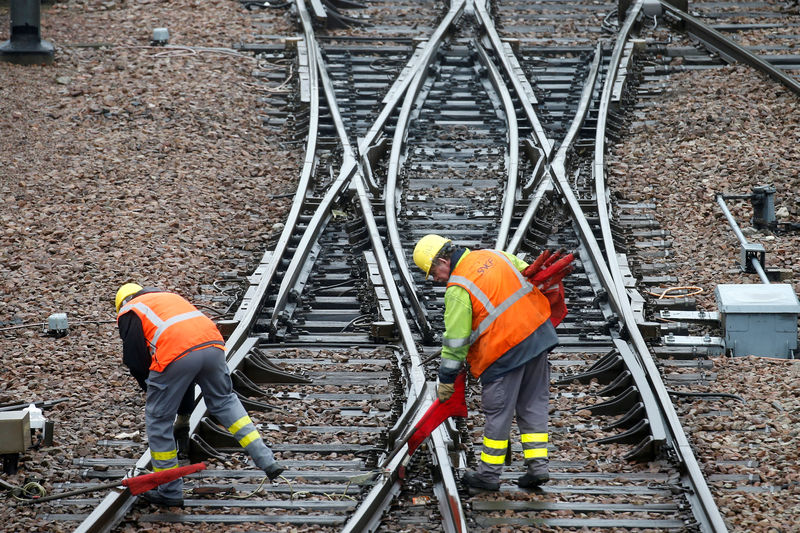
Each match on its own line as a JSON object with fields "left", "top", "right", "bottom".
{"left": 118, "top": 292, "right": 224, "bottom": 372}
{"left": 123, "top": 302, "right": 204, "bottom": 355}
{"left": 447, "top": 250, "right": 551, "bottom": 377}
{"left": 449, "top": 252, "right": 533, "bottom": 345}
{"left": 480, "top": 436, "right": 508, "bottom": 465}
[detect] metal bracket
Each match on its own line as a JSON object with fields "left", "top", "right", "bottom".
{"left": 663, "top": 334, "right": 724, "bottom": 354}
{"left": 741, "top": 242, "right": 766, "bottom": 273}
{"left": 659, "top": 310, "right": 720, "bottom": 322}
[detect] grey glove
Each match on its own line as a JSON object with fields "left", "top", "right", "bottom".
{"left": 437, "top": 382, "right": 455, "bottom": 402}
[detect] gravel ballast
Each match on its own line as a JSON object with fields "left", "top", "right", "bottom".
{"left": 1, "top": 1, "right": 296, "bottom": 531}
{"left": 1, "top": 1, "right": 799, "bottom": 532}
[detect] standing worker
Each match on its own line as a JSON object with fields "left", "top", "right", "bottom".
{"left": 115, "top": 283, "right": 285, "bottom": 506}
{"left": 413, "top": 235, "right": 570, "bottom": 491}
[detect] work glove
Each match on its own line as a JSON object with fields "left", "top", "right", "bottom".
{"left": 437, "top": 382, "right": 456, "bottom": 402}
{"left": 523, "top": 250, "right": 575, "bottom": 288}
{"left": 522, "top": 249, "right": 554, "bottom": 278}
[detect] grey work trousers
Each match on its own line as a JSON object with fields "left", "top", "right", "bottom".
{"left": 475, "top": 352, "right": 550, "bottom": 483}
{"left": 145, "top": 346, "right": 277, "bottom": 499}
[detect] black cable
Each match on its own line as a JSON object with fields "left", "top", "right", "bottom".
{"left": 666, "top": 389, "right": 747, "bottom": 404}
{"left": 0, "top": 319, "right": 114, "bottom": 332}
{"left": 192, "top": 303, "right": 227, "bottom": 317}
{"left": 0, "top": 322, "right": 45, "bottom": 332}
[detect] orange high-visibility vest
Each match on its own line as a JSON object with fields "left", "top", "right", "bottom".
{"left": 117, "top": 292, "right": 224, "bottom": 372}
{"left": 447, "top": 250, "right": 551, "bottom": 377}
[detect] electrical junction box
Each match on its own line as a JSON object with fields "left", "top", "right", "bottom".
{"left": 0, "top": 411, "right": 30, "bottom": 453}
{"left": 715, "top": 284, "right": 800, "bottom": 358}
{"left": 47, "top": 312, "right": 69, "bottom": 337}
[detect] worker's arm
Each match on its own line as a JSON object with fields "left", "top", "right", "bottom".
{"left": 439, "top": 285, "right": 472, "bottom": 384}
{"left": 117, "top": 312, "right": 151, "bottom": 392}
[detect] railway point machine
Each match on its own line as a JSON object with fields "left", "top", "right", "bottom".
{"left": 715, "top": 284, "right": 800, "bottom": 358}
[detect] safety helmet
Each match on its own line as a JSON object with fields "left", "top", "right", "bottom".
{"left": 413, "top": 234, "right": 451, "bottom": 279}
{"left": 115, "top": 283, "right": 143, "bottom": 312}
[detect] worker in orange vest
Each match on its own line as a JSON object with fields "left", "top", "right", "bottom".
{"left": 115, "top": 284, "right": 284, "bottom": 506}
{"left": 413, "top": 235, "right": 569, "bottom": 491}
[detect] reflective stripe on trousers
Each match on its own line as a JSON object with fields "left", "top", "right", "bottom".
{"left": 521, "top": 432, "right": 548, "bottom": 460}
{"left": 228, "top": 415, "right": 264, "bottom": 449}
{"left": 145, "top": 346, "right": 277, "bottom": 499}
{"left": 476, "top": 352, "right": 550, "bottom": 483}
{"left": 151, "top": 448, "right": 178, "bottom": 472}
{"left": 480, "top": 436, "right": 508, "bottom": 465}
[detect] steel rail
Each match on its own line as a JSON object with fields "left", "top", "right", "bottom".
{"left": 660, "top": 1, "right": 800, "bottom": 96}
{"left": 506, "top": 42, "right": 603, "bottom": 254}
{"left": 592, "top": 2, "right": 728, "bottom": 531}
{"left": 222, "top": 18, "right": 321, "bottom": 359}
{"left": 473, "top": 0, "right": 555, "bottom": 252}
{"left": 476, "top": 0, "right": 627, "bottom": 317}
{"left": 73, "top": 5, "right": 328, "bottom": 531}
{"left": 267, "top": 0, "right": 359, "bottom": 330}
{"left": 477, "top": 1, "right": 669, "bottom": 467}
{"left": 489, "top": 5, "right": 671, "bottom": 470}
{"left": 484, "top": 0, "right": 673, "bottom": 469}
{"left": 382, "top": 0, "right": 467, "bottom": 344}
{"left": 269, "top": 1, "right": 468, "bottom": 529}
{"left": 594, "top": 1, "right": 649, "bottom": 326}
{"left": 473, "top": 39, "right": 519, "bottom": 250}
{"left": 344, "top": 2, "right": 470, "bottom": 529}
{"left": 268, "top": 3, "right": 467, "bottom": 339}
{"left": 473, "top": 0, "right": 552, "bottom": 158}
{"left": 342, "top": 175, "right": 466, "bottom": 533}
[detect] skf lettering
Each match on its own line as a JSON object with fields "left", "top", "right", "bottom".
{"left": 476, "top": 258, "right": 494, "bottom": 274}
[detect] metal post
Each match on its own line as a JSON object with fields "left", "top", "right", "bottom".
{"left": 750, "top": 185, "right": 776, "bottom": 229}
{"left": 0, "top": 0, "right": 54, "bottom": 65}
{"left": 716, "top": 195, "right": 770, "bottom": 284}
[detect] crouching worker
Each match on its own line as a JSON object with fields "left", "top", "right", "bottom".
{"left": 115, "top": 283, "right": 284, "bottom": 506}
{"left": 413, "top": 235, "right": 561, "bottom": 492}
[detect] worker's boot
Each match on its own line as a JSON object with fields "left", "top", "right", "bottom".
{"left": 518, "top": 459, "right": 549, "bottom": 489}
{"left": 173, "top": 414, "right": 190, "bottom": 460}
{"left": 517, "top": 471, "right": 549, "bottom": 489}
{"left": 263, "top": 462, "right": 285, "bottom": 481}
{"left": 461, "top": 470, "right": 500, "bottom": 492}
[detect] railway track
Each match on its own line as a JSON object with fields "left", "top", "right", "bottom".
{"left": 24, "top": 1, "right": 799, "bottom": 532}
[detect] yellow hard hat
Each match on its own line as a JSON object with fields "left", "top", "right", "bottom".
{"left": 115, "top": 283, "right": 143, "bottom": 312}
{"left": 413, "top": 234, "right": 451, "bottom": 278}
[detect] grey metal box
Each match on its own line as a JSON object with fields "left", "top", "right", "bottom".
{"left": 715, "top": 284, "right": 800, "bottom": 358}
{"left": 0, "top": 411, "right": 30, "bottom": 453}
